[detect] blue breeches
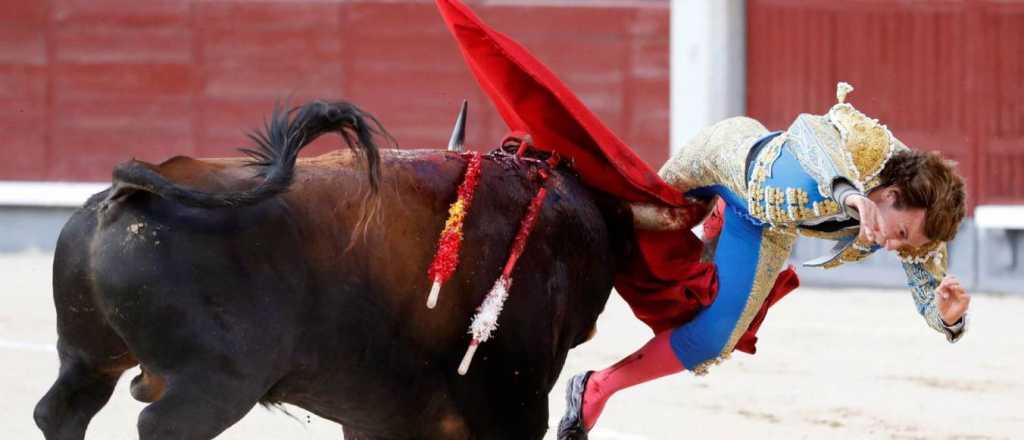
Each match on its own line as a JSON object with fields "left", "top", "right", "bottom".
{"left": 669, "top": 189, "right": 795, "bottom": 374}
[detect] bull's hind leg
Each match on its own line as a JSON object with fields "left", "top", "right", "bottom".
{"left": 124, "top": 304, "right": 283, "bottom": 438}
{"left": 37, "top": 228, "right": 138, "bottom": 440}
{"left": 34, "top": 350, "right": 132, "bottom": 440}
{"left": 135, "top": 370, "right": 265, "bottom": 439}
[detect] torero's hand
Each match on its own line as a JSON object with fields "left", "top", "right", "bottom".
{"left": 937, "top": 275, "right": 971, "bottom": 326}
{"left": 846, "top": 195, "right": 887, "bottom": 245}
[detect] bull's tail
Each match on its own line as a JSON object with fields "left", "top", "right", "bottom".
{"left": 110, "top": 100, "right": 388, "bottom": 209}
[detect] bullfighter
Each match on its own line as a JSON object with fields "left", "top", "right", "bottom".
{"left": 557, "top": 83, "right": 972, "bottom": 438}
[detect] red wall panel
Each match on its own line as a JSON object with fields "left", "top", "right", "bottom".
{"left": 0, "top": 0, "right": 671, "bottom": 182}
{"left": 748, "top": 0, "right": 1024, "bottom": 209}
{"left": 45, "top": 1, "right": 196, "bottom": 180}
{"left": 973, "top": 2, "right": 1024, "bottom": 206}
{"left": 0, "top": 0, "right": 50, "bottom": 180}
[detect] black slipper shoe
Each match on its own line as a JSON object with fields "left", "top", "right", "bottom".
{"left": 556, "top": 371, "right": 593, "bottom": 440}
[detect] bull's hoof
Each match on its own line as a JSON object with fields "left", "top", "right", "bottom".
{"left": 556, "top": 371, "right": 592, "bottom": 440}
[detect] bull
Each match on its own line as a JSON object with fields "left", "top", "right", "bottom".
{"left": 33, "top": 100, "right": 634, "bottom": 439}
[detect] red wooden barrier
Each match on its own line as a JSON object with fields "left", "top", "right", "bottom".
{"left": 0, "top": 0, "right": 671, "bottom": 182}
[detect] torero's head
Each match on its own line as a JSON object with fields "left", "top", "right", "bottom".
{"left": 827, "top": 82, "right": 967, "bottom": 255}
{"left": 867, "top": 149, "right": 967, "bottom": 252}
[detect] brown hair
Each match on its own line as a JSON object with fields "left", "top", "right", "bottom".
{"left": 878, "top": 150, "right": 966, "bottom": 243}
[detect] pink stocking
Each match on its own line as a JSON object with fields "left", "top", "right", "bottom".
{"left": 582, "top": 331, "right": 684, "bottom": 430}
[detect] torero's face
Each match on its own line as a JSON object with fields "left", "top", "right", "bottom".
{"left": 869, "top": 186, "right": 930, "bottom": 252}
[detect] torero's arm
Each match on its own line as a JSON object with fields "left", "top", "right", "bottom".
{"left": 901, "top": 243, "right": 970, "bottom": 342}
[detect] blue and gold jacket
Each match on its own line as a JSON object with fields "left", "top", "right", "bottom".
{"left": 741, "top": 84, "right": 966, "bottom": 342}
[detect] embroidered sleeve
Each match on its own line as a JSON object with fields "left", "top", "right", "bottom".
{"left": 830, "top": 179, "right": 863, "bottom": 220}
{"left": 900, "top": 243, "right": 967, "bottom": 343}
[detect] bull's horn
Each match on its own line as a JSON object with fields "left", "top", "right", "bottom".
{"left": 447, "top": 100, "right": 468, "bottom": 152}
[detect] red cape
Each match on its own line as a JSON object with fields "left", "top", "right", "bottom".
{"left": 436, "top": 0, "right": 797, "bottom": 353}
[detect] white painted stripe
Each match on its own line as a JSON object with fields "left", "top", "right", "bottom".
{"left": 0, "top": 339, "right": 57, "bottom": 353}
{"left": 0, "top": 181, "right": 109, "bottom": 207}
{"left": 975, "top": 205, "right": 1024, "bottom": 229}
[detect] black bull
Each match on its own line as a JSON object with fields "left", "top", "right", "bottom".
{"left": 34, "top": 101, "right": 636, "bottom": 439}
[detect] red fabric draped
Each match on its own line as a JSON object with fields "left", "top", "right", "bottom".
{"left": 435, "top": 0, "right": 797, "bottom": 352}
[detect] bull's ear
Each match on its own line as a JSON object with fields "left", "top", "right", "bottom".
{"left": 447, "top": 100, "right": 468, "bottom": 152}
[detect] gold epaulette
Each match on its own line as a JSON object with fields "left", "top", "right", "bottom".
{"left": 826, "top": 82, "right": 908, "bottom": 190}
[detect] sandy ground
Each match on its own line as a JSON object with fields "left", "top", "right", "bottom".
{"left": 3, "top": 250, "right": 1022, "bottom": 439}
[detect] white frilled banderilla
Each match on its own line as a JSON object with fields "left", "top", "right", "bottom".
{"left": 458, "top": 179, "right": 549, "bottom": 375}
